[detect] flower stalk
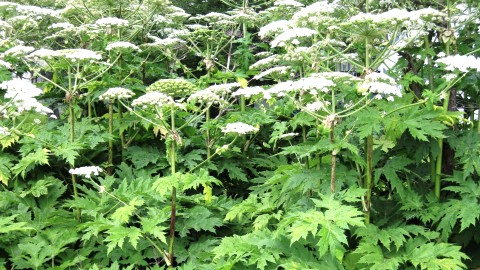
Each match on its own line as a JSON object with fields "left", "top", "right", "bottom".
{"left": 108, "top": 102, "right": 114, "bottom": 174}
{"left": 168, "top": 105, "right": 177, "bottom": 266}
{"left": 330, "top": 89, "right": 336, "bottom": 193}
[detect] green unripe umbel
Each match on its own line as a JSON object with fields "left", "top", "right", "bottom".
{"left": 146, "top": 79, "right": 197, "bottom": 98}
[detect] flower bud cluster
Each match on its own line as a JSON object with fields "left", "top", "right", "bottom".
{"left": 146, "top": 79, "right": 197, "bottom": 98}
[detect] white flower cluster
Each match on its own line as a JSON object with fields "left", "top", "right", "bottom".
{"left": 279, "top": 132, "right": 299, "bottom": 139}
{"left": 259, "top": 20, "right": 290, "bottom": 39}
{"left": 311, "top": 72, "right": 362, "bottom": 84}
{"left": 166, "top": 28, "right": 190, "bottom": 38}
{"left": 27, "top": 48, "right": 60, "bottom": 60}
{"left": 282, "top": 46, "right": 311, "bottom": 62}
{"left": 0, "top": 2, "right": 18, "bottom": 8}
{"left": 266, "top": 75, "right": 336, "bottom": 97}
{"left": 132, "top": 91, "right": 176, "bottom": 109}
{"left": 0, "top": 78, "right": 42, "bottom": 99}
{"left": 229, "top": 8, "right": 257, "bottom": 24}
{"left": 69, "top": 166, "right": 103, "bottom": 179}
{"left": 16, "top": 4, "right": 58, "bottom": 18}
{"left": 0, "top": 59, "right": 11, "bottom": 69}
{"left": 346, "top": 8, "right": 444, "bottom": 29}
{"left": 232, "top": 86, "right": 265, "bottom": 98}
{"left": 221, "top": 122, "right": 259, "bottom": 135}
{"left": 254, "top": 52, "right": 272, "bottom": 58}
{"left": 167, "top": 11, "right": 190, "bottom": 21}
{"left": 435, "top": 54, "right": 480, "bottom": 73}
{"left": 152, "top": 14, "right": 170, "bottom": 25}
{"left": 291, "top": 1, "right": 337, "bottom": 28}
{"left": 253, "top": 66, "right": 289, "bottom": 80}
{"left": 267, "top": 81, "right": 295, "bottom": 97}
{"left": 48, "top": 22, "right": 74, "bottom": 30}
{"left": 99, "top": 87, "right": 135, "bottom": 102}
{"left": 57, "top": 49, "right": 102, "bottom": 63}
{"left": 146, "top": 37, "right": 186, "bottom": 48}
{"left": 359, "top": 73, "right": 402, "bottom": 101}
{"left": 3, "top": 45, "right": 35, "bottom": 57}
{"left": 274, "top": 0, "right": 304, "bottom": 7}
{"left": 191, "top": 12, "right": 231, "bottom": 23}
{"left": 205, "top": 82, "right": 240, "bottom": 96}
{"left": 0, "top": 19, "right": 11, "bottom": 29}
{"left": 95, "top": 17, "right": 129, "bottom": 28}
{"left": 305, "top": 100, "right": 331, "bottom": 113}
{"left": 271, "top": 27, "right": 317, "bottom": 47}
{"left": 250, "top": 54, "right": 280, "bottom": 70}
{"left": 293, "top": 76, "right": 335, "bottom": 94}
{"left": 0, "top": 78, "right": 54, "bottom": 116}
{"left": 0, "top": 126, "right": 10, "bottom": 136}
{"left": 187, "top": 24, "right": 208, "bottom": 31}
{"left": 7, "top": 15, "right": 38, "bottom": 29}
{"left": 106, "top": 41, "right": 140, "bottom": 52}
{"left": 187, "top": 89, "right": 224, "bottom": 106}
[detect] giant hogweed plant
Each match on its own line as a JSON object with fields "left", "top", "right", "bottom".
{"left": 0, "top": 0, "right": 480, "bottom": 269}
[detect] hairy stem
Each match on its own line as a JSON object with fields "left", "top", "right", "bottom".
{"left": 168, "top": 106, "right": 176, "bottom": 266}
{"left": 330, "top": 126, "right": 336, "bottom": 193}
{"left": 118, "top": 99, "right": 125, "bottom": 160}
{"left": 330, "top": 89, "right": 336, "bottom": 193}
{"left": 108, "top": 102, "right": 114, "bottom": 174}
{"left": 206, "top": 108, "right": 211, "bottom": 158}
{"left": 69, "top": 101, "right": 80, "bottom": 221}
{"left": 365, "top": 135, "right": 373, "bottom": 224}
{"left": 435, "top": 1, "right": 452, "bottom": 199}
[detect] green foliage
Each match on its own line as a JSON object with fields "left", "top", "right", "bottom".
{"left": 0, "top": 0, "right": 479, "bottom": 268}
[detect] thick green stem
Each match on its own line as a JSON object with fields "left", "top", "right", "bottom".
{"left": 302, "top": 126, "right": 310, "bottom": 169}
{"left": 316, "top": 119, "right": 322, "bottom": 171}
{"left": 206, "top": 109, "right": 211, "bottom": 158}
{"left": 118, "top": 99, "right": 125, "bottom": 160}
{"left": 330, "top": 89, "right": 336, "bottom": 193}
{"left": 330, "top": 126, "right": 336, "bottom": 193}
{"left": 69, "top": 101, "right": 80, "bottom": 221}
{"left": 240, "top": 96, "right": 245, "bottom": 112}
{"left": 365, "top": 135, "right": 373, "bottom": 224}
{"left": 364, "top": 35, "right": 373, "bottom": 223}
{"left": 168, "top": 107, "right": 176, "bottom": 266}
{"left": 88, "top": 98, "right": 92, "bottom": 118}
{"left": 435, "top": 3, "right": 452, "bottom": 200}
{"left": 108, "top": 102, "right": 114, "bottom": 174}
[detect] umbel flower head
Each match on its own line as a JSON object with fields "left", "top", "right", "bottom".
{"left": 146, "top": 79, "right": 197, "bottom": 98}
{"left": 232, "top": 86, "right": 265, "bottom": 98}
{"left": 221, "top": 122, "right": 259, "bottom": 135}
{"left": 94, "top": 17, "right": 129, "bottom": 28}
{"left": 3, "top": 45, "right": 35, "bottom": 57}
{"left": 57, "top": 49, "right": 102, "bottom": 63}
{"left": 204, "top": 82, "right": 240, "bottom": 96}
{"left": 187, "top": 89, "right": 225, "bottom": 107}
{"left": 358, "top": 72, "right": 402, "bottom": 101}
{"left": 132, "top": 91, "right": 184, "bottom": 110}
{"left": 435, "top": 54, "right": 480, "bottom": 73}
{"left": 106, "top": 41, "right": 141, "bottom": 52}
{"left": 0, "top": 78, "right": 54, "bottom": 116}
{"left": 69, "top": 166, "right": 103, "bottom": 179}
{"left": 99, "top": 87, "right": 135, "bottom": 102}
{"left": 305, "top": 100, "right": 331, "bottom": 113}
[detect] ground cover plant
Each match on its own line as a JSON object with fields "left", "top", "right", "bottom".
{"left": 0, "top": 0, "right": 480, "bottom": 269}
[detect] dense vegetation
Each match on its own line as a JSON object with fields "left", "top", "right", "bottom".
{"left": 1, "top": 0, "right": 480, "bottom": 269}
